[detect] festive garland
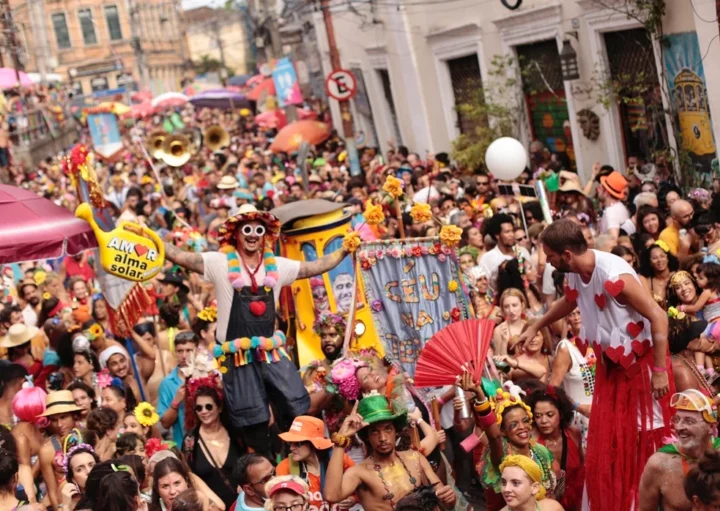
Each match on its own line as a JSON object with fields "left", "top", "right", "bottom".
{"left": 212, "top": 330, "right": 289, "bottom": 368}
{"left": 221, "top": 245, "right": 279, "bottom": 291}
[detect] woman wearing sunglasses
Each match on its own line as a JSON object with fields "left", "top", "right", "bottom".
{"left": 182, "top": 377, "right": 243, "bottom": 508}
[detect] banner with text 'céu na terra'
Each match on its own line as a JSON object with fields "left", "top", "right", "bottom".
{"left": 358, "top": 238, "right": 470, "bottom": 376}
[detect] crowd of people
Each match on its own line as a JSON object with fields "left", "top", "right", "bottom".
{"left": 1, "top": 98, "right": 720, "bottom": 511}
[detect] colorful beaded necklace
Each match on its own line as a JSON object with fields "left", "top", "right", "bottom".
{"left": 221, "top": 244, "right": 279, "bottom": 293}
{"left": 371, "top": 453, "right": 417, "bottom": 508}
{"left": 674, "top": 355, "right": 714, "bottom": 396}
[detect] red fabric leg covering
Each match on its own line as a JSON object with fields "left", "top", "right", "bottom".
{"left": 585, "top": 352, "right": 674, "bottom": 511}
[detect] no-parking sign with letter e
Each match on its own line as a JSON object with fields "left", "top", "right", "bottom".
{"left": 325, "top": 69, "right": 357, "bottom": 101}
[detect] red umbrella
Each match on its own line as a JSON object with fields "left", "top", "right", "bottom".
{"left": 0, "top": 185, "right": 97, "bottom": 264}
{"left": 270, "top": 120, "right": 331, "bottom": 153}
{"left": 246, "top": 78, "right": 276, "bottom": 102}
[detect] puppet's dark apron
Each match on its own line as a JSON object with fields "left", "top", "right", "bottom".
{"left": 221, "top": 284, "right": 309, "bottom": 429}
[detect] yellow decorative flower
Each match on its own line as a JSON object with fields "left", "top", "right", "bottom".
{"left": 34, "top": 271, "right": 47, "bottom": 286}
{"left": 134, "top": 402, "right": 159, "bottom": 427}
{"left": 410, "top": 202, "right": 432, "bottom": 223}
{"left": 382, "top": 175, "right": 404, "bottom": 199}
{"left": 220, "top": 366, "right": 228, "bottom": 374}
{"left": 448, "top": 280, "right": 459, "bottom": 292}
{"left": 343, "top": 232, "right": 362, "bottom": 253}
{"left": 654, "top": 240, "right": 670, "bottom": 253}
{"left": 43, "top": 292, "right": 51, "bottom": 300}
{"left": 197, "top": 306, "right": 218, "bottom": 322}
{"left": 364, "top": 200, "right": 385, "bottom": 226}
{"left": 439, "top": 225, "right": 463, "bottom": 247}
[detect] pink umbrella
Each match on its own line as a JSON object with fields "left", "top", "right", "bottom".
{"left": 0, "top": 185, "right": 97, "bottom": 263}
{"left": 126, "top": 100, "right": 155, "bottom": 119}
{"left": 151, "top": 91, "right": 189, "bottom": 109}
{"left": 255, "top": 109, "right": 287, "bottom": 129}
{"left": 0, "top": 68, "right": 34, "bottom": 89}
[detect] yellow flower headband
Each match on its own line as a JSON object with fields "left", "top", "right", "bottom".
{"left": 197, "top": 306, "right": 218, "bottom": 323}
{"left": 491, "top": 385, "right": 532, "bottom": 426}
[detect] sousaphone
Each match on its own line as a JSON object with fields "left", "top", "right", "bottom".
{"left": 204, "top": 125, "right": 229, "bottom": 151}
{"left": 160, "top": 133, "right": 192, "bottom": 167}
{"left": 147, "top": 130, "right": 166, "bottom": 159}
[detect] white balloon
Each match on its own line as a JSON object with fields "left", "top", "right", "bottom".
{"left": 484, "top": 137, "right": 528, "bottom": 181}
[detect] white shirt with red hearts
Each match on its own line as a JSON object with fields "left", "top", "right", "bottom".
{"left": 565, "top": 250, "right": 653, "bottom": 367}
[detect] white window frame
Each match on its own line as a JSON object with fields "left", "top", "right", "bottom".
{"left": 426, "top": 22, "right": 486, "bottom": 144}
{"left": 493, "top": 2, "right": 586, "bottom": 179}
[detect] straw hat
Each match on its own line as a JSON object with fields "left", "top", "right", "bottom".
{"left": 38, "top": 390, "right": 83, "bottom": 417}
{"left": 1, "top": 323, "right": 39, "bottom": 348}
{"left": 217, "top": 204, "right": 280, "bottom": 247}
{"left": 558, "top": 180, "right": 587, "bottom": 196}
{"left": 217, "top": 175, "right": 239, "bottom": 190}
{"left": 278, "top": 416, "right": 332, "bottom": 450}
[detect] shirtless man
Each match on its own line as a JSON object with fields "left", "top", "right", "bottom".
{"left": 325, "top": 395, "right": 456, "bottom": 510}
{"left": 638, "top": 389, "right": 720, "bottom": 511}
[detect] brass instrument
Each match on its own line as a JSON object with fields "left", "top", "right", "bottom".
{"left": 203, "top": 125, "right": 229, "bottom": 151}
{"left": 147, "top": 131, "right": 166, "bottom": 159}
{"left": 160, "top": 133, "right": 192, "bottom": 167}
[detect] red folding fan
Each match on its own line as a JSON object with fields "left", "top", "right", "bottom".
{"left": 414, "top": 319, "right": 495, "bottom": 387}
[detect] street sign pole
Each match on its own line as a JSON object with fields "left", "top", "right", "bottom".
{"left": 320, "top": 0, "right": 361, "bottom": 176}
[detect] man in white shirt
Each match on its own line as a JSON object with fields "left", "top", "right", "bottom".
{"left": 479, "top": 213, "right": 532, "bottom": 293}
{"left": 597, "top": 171, "right": 630, "bottom": 239}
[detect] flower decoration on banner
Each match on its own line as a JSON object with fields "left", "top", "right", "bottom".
{"left": 364, "top": 200, "right": 385, "bottom": 226}
{"left": 410, "top": 202, "right": 432, "bottom": 223}
{"left": 134, "top": 402, "right": 160, "bottom": 427}
{"left": 34, "top": 271, "right": 47, "bottom": 286}
{"left": 96, "top": 369, "right": 112, "bottom": 389}
{"left": 371, "top": 299, "right": 384, "bottom": 313}
{"left": 342, "top": 232, "right": 361, "bottom": 253}
{"left": 448, "top": 280, "right": 459, "bottom": 292}
{"left": 439, "top": 225, "right": 462, "bottom": 247}
{"left": 145, "top": 438, "right": 176, "bottom": 459}
{"left": 197, "top": 306, "right": 217, "bottom": 322}
{"left": 450, "top": 307, "right": 461, "bottom": 322}
{"left": 410, "top": 246, "right": 423, "bottom": 258}
{"left": 654, "top": 240, "right": 670, "bottom": 253}
{"left": 382, "top": 175, "right": 404, "bottom": 199}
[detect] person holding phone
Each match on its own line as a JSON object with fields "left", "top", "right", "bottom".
{"left": 158, "top": 331, "right": 198, "bottom": 446}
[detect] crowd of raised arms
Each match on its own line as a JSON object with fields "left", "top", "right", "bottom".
{"left": 2, "top": 103, "right": 720, "bottom": 511}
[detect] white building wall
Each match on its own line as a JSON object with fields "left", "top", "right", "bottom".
{"left": 314, "top": 0, "right": 718, "bottom": 176}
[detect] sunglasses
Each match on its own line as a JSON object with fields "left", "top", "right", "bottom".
{"left": 194, "top": 404, "right": 215, "bottom": 413}
{"left": 241, "top": 224, "right": 266, "bottom": 236}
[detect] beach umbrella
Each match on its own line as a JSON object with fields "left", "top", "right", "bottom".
{"left": 0, "top": 185, "right": 97, "bottom": 263}
{"left": 0, "top": 68, "right": 34, "bottom": 89}
{"left": 152, "top": 92, "right": 189, "bottom": 109}
{"left": 246, "top": 78, "right": 276, "bottom": 102}
{"left": 188, "top": 89, "right": 250, "bottom": 110}
{"left": 270, "top": 120, "right": 331, "bottom": 154}
{"left": 255, "top": 109, "right": 287, "bottom": 129}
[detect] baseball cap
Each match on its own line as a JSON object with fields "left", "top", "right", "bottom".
{"left": 268, "top": 480, "right": 305, "bottom": 498}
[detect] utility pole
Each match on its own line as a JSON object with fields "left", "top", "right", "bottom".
{"left": 319, "top": 0, "right": 361, "bottom": 176}
{"left": 210, "top": 19, "right": 227, "bottom": 85}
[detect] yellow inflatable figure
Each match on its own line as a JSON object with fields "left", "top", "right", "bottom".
{"left": 278, "top": 202, "right": 382, "bottom": 367}
{"left": 76, "top": 203, "right": 165, "bottom": 282}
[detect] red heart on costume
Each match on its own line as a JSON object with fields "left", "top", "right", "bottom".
{"left": 591, "top": 341, "right": 602, "bottom": 354}
{"left": 632, "top": 339, "right": 651, "bottom": 357}
{"left": 249, "top": 301, "right": 267, "bottom": 317}
{"left": 575, "top": 338, "right": 588, "bottom": 356}
{"left": 619, "top": 352, "right": 636, "bottom": 370}
{"left": 564, "top": 286, "right": 579, "bottom": 302}
{"left": 595, "top": 293, "right": 606, "bottom": 311}
{"left": 605, "top": 345, "right": 624, "bottom": 364}
{"left": 626, "top": 363, "right": 642, "bottom": 379}
{"left": 604, "top": 279, "right": 625, "bottom": 297}
{"left": 134, "top": 244, "right": 148, "bottom": 257}
{"left": 627, "top": 321, "right": 644, "bottom": 338}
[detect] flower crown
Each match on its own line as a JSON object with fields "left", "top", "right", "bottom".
{"left": 145, "top": 438, "right": 176, "bottom": 459}
{"left": 63, "top": 443, "right": 95, "bottom": 475}
{"left": 97, "top": 369, "right": 122, "bottom": 390}
{"left": 330, "top": 358, "right": 367, "bottom": 400}
{"left": 186, "top": 373, "right": 224, "bottom": 404}
{"left": 313, "top": 312, "right": 347, "bottom": 338}
{"left": 197, "top": 306, "right": 217, "bottom": 322}
{"left": 492, "top": 381, "right": 532, "bottom": 426}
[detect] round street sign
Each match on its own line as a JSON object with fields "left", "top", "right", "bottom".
{"left": 325, "top": 69, "right": 357, "bottom": 101}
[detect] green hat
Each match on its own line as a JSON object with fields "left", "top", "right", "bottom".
{"left": 357, "top": 394, "right": 407, "bottom": 429}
